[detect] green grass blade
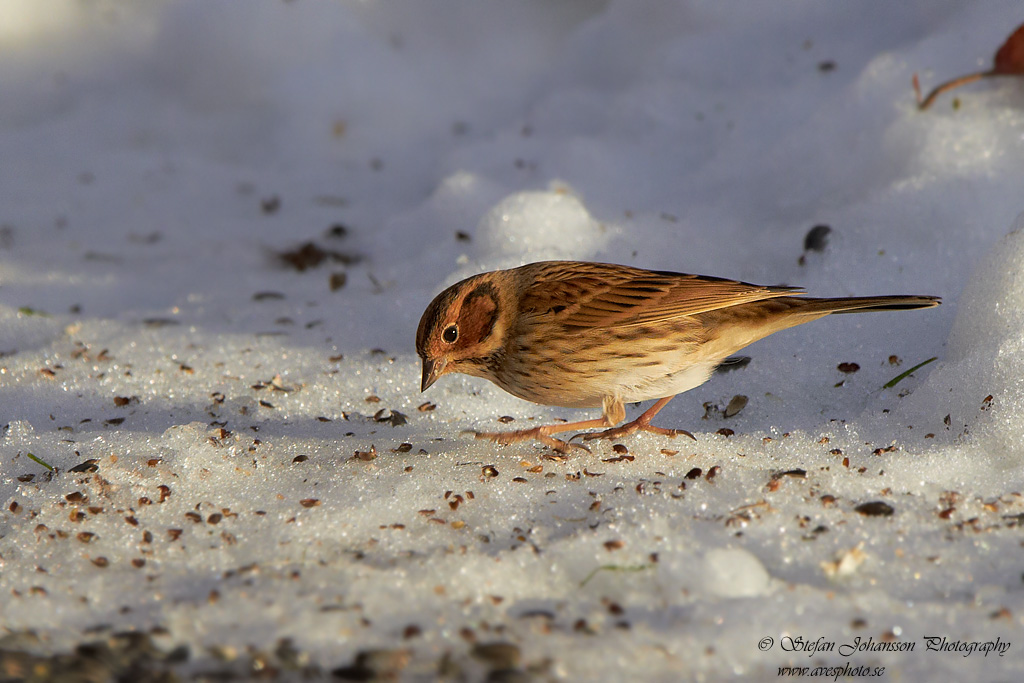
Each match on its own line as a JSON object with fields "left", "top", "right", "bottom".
{"left": 26, "top": 452, "right": 55, "bottom": 471}
{"left": 579, "top": 563, "right": 652, "bottom": 588}
{"left": 883, "top": 356, "right": 937, "bottom": 389}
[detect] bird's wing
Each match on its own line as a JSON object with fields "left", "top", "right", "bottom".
{"left": 518, "top": 261, "right": 801, "bottom": 329}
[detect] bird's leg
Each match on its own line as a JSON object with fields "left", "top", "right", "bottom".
{"left": 475, "top": 397, "right": 625, "bottom": 454}
{"left": 581, "top": 396, "right": 696, "bottom": 442}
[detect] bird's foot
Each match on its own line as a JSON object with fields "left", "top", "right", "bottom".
{"left": 577, "top": 419, "right": 696, "bottom": 443}
{"left": 475, "top": 427, "right": 590, "bottom": 454}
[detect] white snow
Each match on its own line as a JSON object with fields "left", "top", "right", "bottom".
{"left": 476, "top": 186, "right": 613, "bottom": 264}
{"left": 2, "top": 1, "right": 1024, "bottom": 680}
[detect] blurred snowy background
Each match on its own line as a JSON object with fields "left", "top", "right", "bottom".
{"left": 2, "top": 1, "right": 1024, "bottom": 680}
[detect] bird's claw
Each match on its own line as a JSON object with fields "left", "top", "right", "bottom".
{"left": 554, "top": 437, "right": 590, "bottom": 453}
{"left": 579, "top": 423, "right": 697, "bottom": 443}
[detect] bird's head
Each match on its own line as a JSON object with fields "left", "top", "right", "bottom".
{"left": 415, "top": 273, "right": 507, "bottom": 391}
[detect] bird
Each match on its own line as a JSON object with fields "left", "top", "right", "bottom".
{"left": 415, "top": 260, "right": 940, "bottom": 453}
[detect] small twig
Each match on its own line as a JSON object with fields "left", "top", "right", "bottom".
{"left": 917, "top": 70, "right": 994, "bottom": 110}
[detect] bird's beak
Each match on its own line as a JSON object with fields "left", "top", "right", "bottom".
{"left": 420, "top": 357, "right": 447, "bottom": 392}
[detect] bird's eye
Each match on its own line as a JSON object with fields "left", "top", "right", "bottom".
{"left": 441, "top": 324, "right": 459, "bottom": 344}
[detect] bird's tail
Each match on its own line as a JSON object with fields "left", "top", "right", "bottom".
{"left": 696, "top": 293, "right": 941, "bottom": 361}
{"left": 795, "top": 295, "right": 941, "bottom": 314}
